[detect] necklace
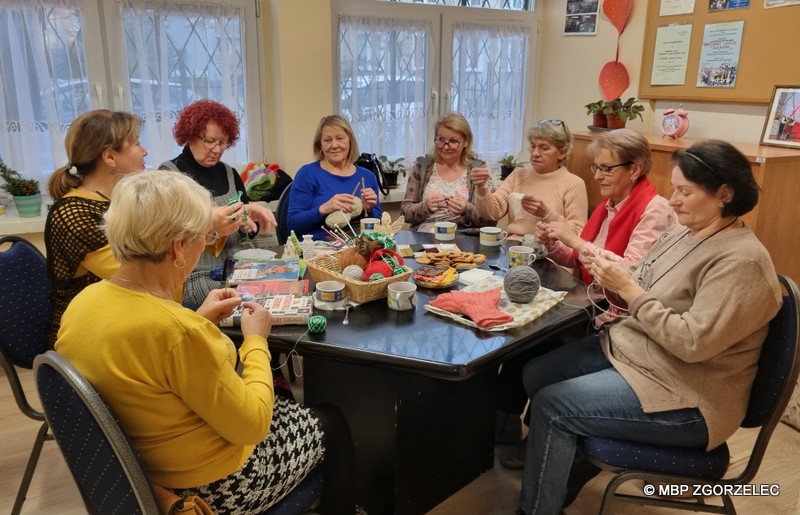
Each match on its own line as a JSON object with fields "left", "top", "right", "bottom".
{"left": 638, "top": 217, "right": 739, "bottom": 290}
{"left": 111, "top": 276, "right": 172, "bottom": 301}
{"left": 77, "top": 186, "right": 111, "bottom": 201}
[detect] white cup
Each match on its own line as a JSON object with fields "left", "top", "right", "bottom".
{"left": 434, "top": 221, "right": 456, "bottom": 241}
{"left": 387, "top": 282, "right": 417, "bottom": 311}
{"left": 479, "top": 227, "right": 508, "bottom": 246}
{"left": 315, "top": 280, "right": 346, "bottom": 303}
{"left": 508, "top": 245, "right": 535, "bottom": 268}
{"left": 360, "top": 217, "right": 380, "bottom": 233}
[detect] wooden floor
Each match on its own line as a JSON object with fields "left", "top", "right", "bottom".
{"left": 3, "top": 365, "right": 799, "bottom": 514}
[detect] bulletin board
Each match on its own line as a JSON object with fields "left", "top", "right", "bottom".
{"left": 639, "top": 1, "right": 800, "bottom": 104}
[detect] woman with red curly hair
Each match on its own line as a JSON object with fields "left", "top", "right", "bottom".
{"left": 160, "top": 100, "right": 276, "bottom": 306}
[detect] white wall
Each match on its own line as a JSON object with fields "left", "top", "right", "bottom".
{"left": 536, "top": 1, "right": 770, "bottom": 145}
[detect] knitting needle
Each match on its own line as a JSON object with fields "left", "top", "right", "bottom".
{"left": 321, "top": 226, "right": 347, "bottom": 245}
{"left": 340, "top": 210, "right": 358, "bottom": 237}
{"left": 351, "top": 182, "right": 361, "bottom": 196}
{"left": 362, "top": 177, "right": 370, "bottom": 217}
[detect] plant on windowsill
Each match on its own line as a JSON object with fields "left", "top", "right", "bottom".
{"left": 602, "top": 97, "right": 645, "bottom": 129}
{"left": 378, "top": 155, "right": 407, "bottom": 189}
{"left": 0, "top": 156, "right": 42, "bottom": 218}
{"left": 585, "top": 99, "right": 606, "bottom": 128}
{"left": 498, "top": 155, "right": 527, "bottom": 180}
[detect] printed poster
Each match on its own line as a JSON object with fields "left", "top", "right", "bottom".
{"left": 696, "top": 20, "right": 744, "bottom": 88}
{"left": 660, "top": 0, "right": 696, "bottom": 16}
{"left": 709, "top": 0, "right": 751, "bottom": 10}
{"left": 651, "top": 24, "right": 693, "bottom": 85}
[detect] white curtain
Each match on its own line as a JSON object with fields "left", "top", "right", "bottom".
{"left": 451, "top": 22, "right": 529, "bottom": 166}
{"left": 120, "top": 0, "right": 248, "bottom": 166}
{"left": 0, "top": 0, "right": 87, "bottom": 184}
{"left": 338, "top": 15, "right": 430, "bottom": 161}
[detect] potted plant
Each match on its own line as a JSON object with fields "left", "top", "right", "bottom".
{"left": 602, "top": 97, "right": 645, "bottom": 129}
{"left": 378, "top": 155, "right": 407, "bottom": 189}
{"left": 585, "top": 99, "right": 606, "bottom": 128}
{"left": 0, "top": 157, "right": 41, "bottom": 217}
{"left": 498, "top": 155, "right": 527, "bottom": 180}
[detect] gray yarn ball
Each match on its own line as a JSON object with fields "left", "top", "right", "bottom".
{"left": 503, "top": 266, "right": 540, "bottom": 304}
{"left": 342, "top": 264, "right": 365, "bottom": 281}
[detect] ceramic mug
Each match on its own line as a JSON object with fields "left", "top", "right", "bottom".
{"left": 315, "top": 280, "right": 346, "bottom": 303}
{"left": 387, "top": 282, "right": 417, "bottom": 311}
{"left": 479, "top": 227, "right": 508, "bottom": 247}
{"left": 434, "top": 221, "right": 456, "bottom": 241}
{"left": 360, "top": 217, "right": 380, "bottom": 233}
{"left": 508, "top": 245, "right": 535, "bottom": 268}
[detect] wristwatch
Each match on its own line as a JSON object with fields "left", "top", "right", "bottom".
{"left": 661, "top": 107, "right": 689, "bottom": 138}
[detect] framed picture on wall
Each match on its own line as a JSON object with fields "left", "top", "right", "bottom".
{"left": 564, "top": 0, "right": 599, "bottom": 35}
{"left": 760, "top": 85, "right": 800, "bottom": 149}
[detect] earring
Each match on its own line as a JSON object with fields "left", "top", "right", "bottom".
{"left": 174, "top": 257, "right": 186, "bottom": 269}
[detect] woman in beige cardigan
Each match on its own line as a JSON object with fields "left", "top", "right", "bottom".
{"left": 516, "top": 139, "right": 782, "bottom": 515}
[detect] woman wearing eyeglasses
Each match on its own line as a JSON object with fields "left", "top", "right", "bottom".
{"left": 471, "top": 120, "right": 588, "bottom": 240}
{"left": 401, "top": 112, "right": 495, "bottom": 232}
{"left": 160, "top": 100, "right": 276, "bottom": 307}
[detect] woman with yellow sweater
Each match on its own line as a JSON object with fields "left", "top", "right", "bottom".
{"left": 55, "top": 170, "right": 355, "bottom": 514}
{"left": 471, "top": 120, "right": 588, "bottom": 239}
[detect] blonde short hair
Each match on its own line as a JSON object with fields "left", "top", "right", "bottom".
{"left": 528, "top": 120, "right": 573, "bottom": 166}
{"left": 433, "top": 112, "right": 476, "bottom": 166}
{"left": 313, "top": 115, "right": 360, "bottom": 163}
{"left": 104, "top": 170, "right": 213, "bottom": 264}
{"left": 588, "top": 128, "right": 653, "bottom": 178}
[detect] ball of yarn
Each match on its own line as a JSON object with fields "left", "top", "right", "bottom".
{"left": 503, "top": 266, "right": 540, "bottom": 304}
{"left": 363, "top": 260, "right": 393, "bottom": 281}
{"left": 307, "top": 315, "right": 327, "bottom": 333}
{"left": 342, "top": 264, "right": 365, "bottom": 281}
{"left": 368, "top": 273, "right": 384, "bottom": 282}
{"left": 392, "top": 265, "right": 407, "bottom": 276}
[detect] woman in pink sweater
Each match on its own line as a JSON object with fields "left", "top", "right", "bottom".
{"left": 471, "top": 120, "right": 588, "bottom": 240}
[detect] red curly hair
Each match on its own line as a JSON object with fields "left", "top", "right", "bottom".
{"left": 173, "top": 99, "right": 240, "bottom": 146}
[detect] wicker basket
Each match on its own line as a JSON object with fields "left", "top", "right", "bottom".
{"left": 307, "top": 251, "right": 412, "bottom": 304}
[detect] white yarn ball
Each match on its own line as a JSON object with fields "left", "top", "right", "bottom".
{"left": 342, "top": 264, "right": 365, "bottom": 281}
{"left": 503, "top": 266, "right": 540, "bottom": 304}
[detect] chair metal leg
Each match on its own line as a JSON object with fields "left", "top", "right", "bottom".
{"left": 11, "top": 422, "right": 51, "bottom": 515}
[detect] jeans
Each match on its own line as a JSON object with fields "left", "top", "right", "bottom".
{"left": 518, "top": 335, "right": 709, "bottom": 515}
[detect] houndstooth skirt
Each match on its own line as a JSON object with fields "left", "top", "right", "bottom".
{"left": 172, "top": 396, "right": 325, "bottom": 514}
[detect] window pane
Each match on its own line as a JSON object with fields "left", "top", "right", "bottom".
{"left": 121, "top": 1, "right": 248, "bottom": 166}
{"left": 0, "top": 1, "right": 89, "bottom": 181}
{"left": 339, "top": 16, "right": 430, "bottom": 160}
{"left": 374, "top": 0, "right": 533, "bottom": 10}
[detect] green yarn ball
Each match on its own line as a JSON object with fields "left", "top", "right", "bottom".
{"left": 368, "top": 273, "right": 385, "bottom": 282}
{"left": 392, "top": 265, "right": 406, "bottom": 276}
{"left": 307, "top": 315, "right": 327, "bottom": 333}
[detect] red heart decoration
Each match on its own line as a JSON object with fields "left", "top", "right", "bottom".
{"left": 603, "top": 0, "right": 633, "bottom": 35}
{"left": 599, "top": 61, "right": 629, "bottom": 101}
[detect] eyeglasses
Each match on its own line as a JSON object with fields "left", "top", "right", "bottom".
{"left": 434, "top": 136, "right": 463, "bottom": 149}
{"left": 201, "top": 231, "right": 219, "bottom": 245}
{"left": 199, "top": 136, "right": 230, "bottom": 151}
{"left": 590, "top": 161, "right": 633, "bottom": 175}
{"left": 537, "top": 119, "right": 567, "bottom": 133}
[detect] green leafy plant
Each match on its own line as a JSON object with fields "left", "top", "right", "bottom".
{"left": 378, "top": 155, "right": 407, "bottom": 177}
{"left": 585, "top": 99, "right": 604, "bottom": 116}
{"left": 0, "top": 157, "right": 40, "bottom": 196}
{"left": 498, "top": 155, "right": 527, "bottom": 168}
{"left": 602, "top": 97, "right": 645, "bottom": 122}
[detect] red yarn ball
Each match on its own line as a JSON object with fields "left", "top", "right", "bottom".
{"left": 362, "top": 261, "right": 393, "bottom": 281}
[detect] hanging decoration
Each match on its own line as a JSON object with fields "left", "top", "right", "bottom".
{"left": 598, "top": 0, "right": 634, "bottom": 100}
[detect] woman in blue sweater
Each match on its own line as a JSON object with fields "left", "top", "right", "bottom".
{"left": 288, "top": 115, "right": 381, "bottom": 240}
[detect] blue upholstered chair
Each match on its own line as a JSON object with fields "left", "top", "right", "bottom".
{"left": 583, "top": 273, "right": 800, "bottom": 514}
{"left": 0, "top": 236, "right": 53, "bottom": 514}
{"left": 34, "top": 350, "right": 323, "bottom": 515}
{"left": 275, "top": 183, "right": 293, "bottom": 245}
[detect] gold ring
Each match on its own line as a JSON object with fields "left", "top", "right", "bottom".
{"left": 229, "top": 215, "right": 236, "bottom": 222}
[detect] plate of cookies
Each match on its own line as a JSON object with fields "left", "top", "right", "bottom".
{"left": 415, "top": 250, "right": 487, "bottom": 270}
{"left": 413, "top": 266, "right": 459, "bottom": 289}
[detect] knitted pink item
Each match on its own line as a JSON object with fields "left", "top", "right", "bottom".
{"left": 429, "top": 288, "right": 513, "bottom": 328}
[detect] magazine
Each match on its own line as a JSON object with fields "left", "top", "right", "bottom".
{"left": 227, "top": 259, "right": 301, "bottom": 283}
{"left": 219, "top": 280, "right": 312, "bottom": 327}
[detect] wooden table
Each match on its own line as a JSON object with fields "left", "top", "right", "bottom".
{"left": 228, "top": 231, "right": 591, "bottom": 514}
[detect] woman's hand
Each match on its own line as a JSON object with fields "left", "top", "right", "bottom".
{"left": 360, "top": 187, "right": 378, "bottom": 211}
{"left": 540, "top": 220, "right": 583, "bottom": 251}
{"left": 244, "top": 203, "right": 277, "bottom": 234}
{"left": 320, "top": 193, "right": 356, "bottom": 216}
{"left": 214, "top": 203, "right": 245, "bottom": 237}
{"left": 470, "top": 166, "right": 491, "bottom": 188}
{"left": 445, "top": 195, "right": 467, "bottom": 216}
{"left": 534, "top": 221, "right": 557, "bottom": 247}
{"left": 196, "top": 288, "right": 242, "bottom": 325}
{"left": 240, "top": 302, "right": 273, "bottom": 339}
{"left": 426, "top": 193, "right": 447, "bottom": 212}
{"left": 521, "top": 195, "right": 550, "bottom": 218}
{"left": 584, "top": 254, "right": 642, "bottom": 303}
